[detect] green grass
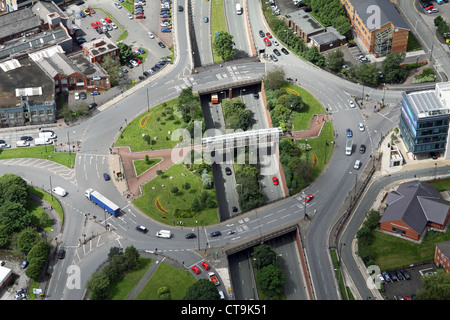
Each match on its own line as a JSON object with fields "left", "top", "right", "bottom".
{"left": 0, "top": 145, "right": 76, "bottom": 168}
{"left": 134, "top": 158, "right": 162, "bottom": 176}
{"left": 407, "top": 31, "right": 422, "bottom": 52}
{"left": 114, "top": 99, "right": 182, "bottom": 152}
{"left": 132, "top": 164, "right": 219, "bottom": 227}
{"left": 28, "top": 186, "right": 64, "bottom": 224}
{"left": 280, "top": 82, "right": 327, "bottom": 130}
{"left": 135, "top": 261, "right": 196, "bottom": 300}
{"left": 210, "top": 0, "right": 228, "bottom": 63}
{"left": 109, "top": 257, "right": 153, "bottom": 300}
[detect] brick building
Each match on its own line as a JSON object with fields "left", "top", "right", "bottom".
{"left": 435, "top": 241, "right": 450, "bottom": 273}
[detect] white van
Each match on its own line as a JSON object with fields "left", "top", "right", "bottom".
{"left": 156, "top": 230, "right": 171, "bottom": 238}
{"left": 236, "top": 3, "right": 242, "bottom": 14}
{"left": 52, "top": 187, "right": 67, "bottom": 197}
{"left": 39, "top": 131, "right": 56, "bottom": 139}
{"left": 35, "top": 137, "right": 52, "bottom": 146}
{"left": 16, "top": 141, "right": 30, "bottom": 147}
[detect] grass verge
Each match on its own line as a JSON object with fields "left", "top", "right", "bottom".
{"left": 0, "top": 145, "right": 76, "bottom": 168}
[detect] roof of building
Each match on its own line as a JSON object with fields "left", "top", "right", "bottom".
{"left": 30, "top": 46, "right": 82, "bottom": 78}
{"left": 0, "top": 8, "right": 42, "bottom": 40}
{"left": 349, "top": 0, "right": 409, "bottom": 32}
{"left": 381, "top": 180, "right": 450, "bottom": 235}
{"left": 288, "top": 9, "right": 325, "bottom": 35}
{"left": 0, "top": 56, "right": 54, "bottom": 109}
{"left": 310, "top": 27, "right": 346, "bottom": 45}
{"left": 82, "top": 37, "right": 118, "bottom": 59}
{"left": 403, "top": 85, "right": 449, "bottom": 120}
{"left": 436, "top": 240, "right": 450, "bottom": 260}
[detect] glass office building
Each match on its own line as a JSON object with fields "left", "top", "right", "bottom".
{"left": 399, "top": 83, "right": 450, "bottom": 156}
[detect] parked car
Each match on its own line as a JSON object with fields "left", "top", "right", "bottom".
{"left": 158, "top": 41, "right": 166, "bottom": 48}
{"left": 103, "top": 173, "right": 110, "bottom": 181}
{"left": 130, "top": 60, "right": 139, "bottom": 67}
{"left": 270, "top": 54, "right": 278, "bottom": 62}
{"left": 80, "top": 92, "right": 87, "bottom": 99}
{"left": 272, "top": 176, "right": 279, "bottom": 185}
{"left": 259, "top": 30, "right": 265, "bottom": 38}
{"left": 21, "top": 136, "right": 33, "bottom": 141}
{"left": 74, "top": 92, "right": 80, "bottom": 100}
{"left": 115, "top": 2, "right": 122, "bottom": 8}
{"left": 147, "top": 31, "right": 155, "bottom": 38}
{"left": 396, "top": 270, "right": 404, "bottom": 280}
{"left": 191, "top": 265, "right": 201, "bottom": 274}
{"left": 90, "top": 90, "right": 100, "bottom": 95}
{"left": 401, "top": 269, "right": 411, "bottom": 280}
{"left": 105, "top": 17, "right": 112, "bottom": 23}
{"left": 389, "top": 271, "right": 398, "bottom": 281}
{"left": 201, "top": 261, "right": 210, "bottom": 270}
{"left": 57, "top": 248, "right": 66, "bottom": 259}
{"left": 161, "top": 28, "right": 171, "bottom": 33}
{"left": 225, "top": 167, "right": 232, "bottom": 175}
{"left": 273, "top": 49, "right": 281, "bottom": 56}
{"left": 382, "top": 271, "right": 391, "bottom": 282}
{"left": 266, "top": 32, "right": 272, "bottom": 38}
{"left": 20, "top": 258, "right": 28, "bottom": 269}
{"left": 264, "top": 37, "right": 272, "bottom": 46}
{"left": 281, "top": 47, "right": 289, "bottom": 55}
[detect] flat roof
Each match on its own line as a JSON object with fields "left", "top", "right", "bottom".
{"left": 288, "top": 9, "right": 325, "bottom": 34}
{"left": 406, "top": 89, "right": 448, "bottom": 119}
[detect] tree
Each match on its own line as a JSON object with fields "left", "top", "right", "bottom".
{"left": 263, "top": 67, "right": 286, "bottom": 90}
{"left": 285, "top": 94, "right": 305, "bottom": 112}
{"left": 124, "top": 245, "right": 140, "bottom": 271}
{"left": 171, "top": 186, "right": 179, "bottom": 195}
{"left": 213, "top": 31, "right": 235, "bottom": 61}
{"left": 0, "top": 174, "right": 29, "bottom": 206}
{"left": 184, "top": 279, "right": 221, "bottom": 300}
{"left": 416, "top": 269, "right": 450, "bottom": 300}
{"left": 87, "top": 271, "right": 111, "bottom": 300}
{"left": 252, "top": 244, "right": 278, "bottom": 269}
{"left": 0, "top": 200, "right": 31, "bottom": 233}
{"left": 333, "top": 15, "right": 352, "bottom": 38}
{"left": 326, "top": 49, "right": 345, "bottom": 72}
{"left": 191, "top": 197, "right": 202, "bottom": 212}
{"left": 255, "top": 264, "right": 285, "bottom": 299}
{"left": 117, "top": 42, "right": 134, "bottom": 64}
{"left": 201, "top": 169, "right": 212, "bottom": 189}
{"left": 303, "top": 46, "right": 325, "bottom": 67}
{"left": 382, "top": 51, "right": 407, "bottom": 83}
{"left": 17, "top": 228, "right": 41, "bottom": 252}
{"left": 182, "top": 182, "right": 191, "bottom": 191}
{"left": 355, "top": 63, "right": 379, "bottom": 86}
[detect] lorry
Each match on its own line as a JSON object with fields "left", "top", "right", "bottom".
{"left": 85, "top": 188, "right": 120, "bottom": 217}
{"left": 346, "top": 139, "right": 353, "bottom": 156}
{"left": 236, "top": 3, "right": 242, "bottom": 14}
{"left": 34, "top": 137, "right": 52, "bottom": 146}
{"left": 156, "top": 230, "right": 171, "bottom": 238}
{"left": 208, "top": 272, "right": 220, "bottom": 286}
{"left": 211, "top": 93, "right": 218, "bottom": 104}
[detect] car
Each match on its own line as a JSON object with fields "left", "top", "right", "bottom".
{"left": 347, "top": 42, "right": 357, "bottom": 48}
{"left": 210, "top": 231, "right": 221, "bottom": 237}
{"left": 88, "top": 7, "right": 95, "bottom": 14}
{"left": 126, "top": 61, "right": 134, "bottom": 68}
{"left": 360, "top": 57, "right": 369, "bottom": 62}
{"left": 130, "top": 60, "right": 139, "bottom": 67}
{"left": 111, "top": 22, "right": 118, "bottom": 29}
{"left": 273, "top": 49, "right": 281, "bottom": 56}
{"left": 127, "top": 12, "right": 133, "bottom": 19}
{"left": 178, "top": 5, "right": 183, "bottom": 11}
{"left": 264, "top": 37, "right": 272, "bottom": 46}
{"left": 161, "top": 28, "right": 171, "bottom": 33}
{"left": 138, "top": 75, "right": 145, "bottom": 81}
{"left": 396, "top": 270, "right": 404, "bottom": 281}
{"left": 272, "top": 176, "right": 279, "bottom": 185}
{"left": 360, "top": 144, "right": 366, "bottom": 154}
{"left": 147, "top": 31, "right": 155, "bottom": 39}
{"left": 266, "top": 32, "right": 272, "bottom": 38}
{"left": 425, "top": 4, "right": 434, "bottom": 9}
{"left": 427, "top": 8, "right": 438, "bottom": 13}
{"left": 96, "top": 27, "right": 104, "bottom": 34}
{"left": 225, "top": 167, "right": 232, "bottom": 175}
{"left": 103, "top": 173, "right": 110, "bottom": 181}
{"left": 135, "top": 9, "right": 144, "bottom": 13}
{"left": 136, "top": 225, "right": 148, "bottom": 233}
{"left": 346, "top": 128, "right": 353, "bottom": 137}
{"left": 272, "top": 39, "right": 279, "bottom": 46}
{"left": 74, "top": 92, "right": 80, "bottom": 100}
{"left": 208, "top": 272, "right": 220, "bottom": 285}
{"left": 270, "top": 54, "right": 278, "bottom": 62}
{"left": 389, "top": 271, "right": 398, "bottom": 281}
{"left": 354, "top": 160, "right": 361, "bottom": 170}
{"left": 91, "top": 22, "right": 98, "bottom": 29}
{"left": 83, "top": 9, "right": 90, "bottom": 16}
{"left": 191, "top": 265, "right": 201, "bottom": 274}
{"left": 204, "top": 16, "right": 209, "bottom": 23}
{"left": 232, "top": 206, "right": 238, "bottom": 212}
{"left": 76, "top": 0, "right": 85, "bottom": 5}
{"left": 90, "top": 90, "right": 100, "bottom": 95}
{"left": 401, "top": 269, "right": 411, "bottom": 280}
{"left": 158, "top": 41, "right": 166, "bottom": 48}
{"left": 0, "top": 143, "right": 11, "bottom": 149}
{"left": 376, "top": 274, "right": 385, "bottom": 284}
{"left": 105, "top": 17, "right": 112, "bottom": 23}
{"left": 142, "top": 71, "right": 149, "bottom": 77}
{"left": 21, "top": 136, "right": 33, "bottom": 141}
{"left": 106, "top": 24, "right": 113, "bottom": 31}
{"left": 136, "top": 14, "right": 145, "bottom": 19}
{"left": 348, "top": 99, "right": 355, "bottom": 108}
{"left": 382, "top": 271, "right": 391, "bottom": 282}
{"left": 201, "top": 261, "right": 210, "bottom": 270}
{"left": 115, "top": 2, "right": 122, "bottom": 8}
{"left": 259, "top": 30, "right": 265, "bottom": 38}
{"left": 359, "top": 123, "right": 365, "bottom": 131}
{"left": 80, "top": 11, "right": 86, "bottom": 18}
{"left": 88, "top": 103, "right": 97, "bottom": 110}
{"left": 14, "top": 293, "right": 26, "bottom": 300}
{"left": 281, "top": 47, "right": 289, "bottom": 55}
{"left": 57, "top": 248, "right": 66, "bottom": 259}
{"left": 16, "top": 288, "right": 26, "bottom": 294}
{"left": 20, "top": 258, "right": 28, "bottom": 269}
{"left": 135, "top": 58, "right": 142, "bottom": 64}
{"left": 422, "top": 2, "right": 433, "bottom": 8}
{"left": 80, "top": 92, "right": 87, "bottom": 100}
{"left": 185, "top": 233, "right": 196, "bottom": 239}
{"left": 304, "top": 194, "right": 314, "bottom": 202}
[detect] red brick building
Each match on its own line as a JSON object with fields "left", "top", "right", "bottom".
{"left": 435, "top": 241, "right": 450, "bottom": 273}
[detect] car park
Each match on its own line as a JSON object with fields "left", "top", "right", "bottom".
{"left": 185, "top": 233, "right": 196, "bottom": 239}
{"left": 272, "top": 176, "right": 279, "bottom": 185}
{"left": 191, "top": 265, "right": 201, "bottom": 274}
{"left": 305, "top": 194, "right": 314, "bottom": 202}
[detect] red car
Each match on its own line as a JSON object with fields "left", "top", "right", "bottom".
{"left": 105, "top": 16, "right": 112, "bottom": 23}
{"left": 305, "top": 194, "right": 314, "bottom": 203}
{"left": 88, "top": 7, "right": 95, "bottom": 14}
{"left": 136, "top": 14, "right": 145, "bottom": 19}
{"left": 201, "top": 261, "right": 210, "bottom": 270}
{"left": 135, "top": 58, "right": 142, "bottom": 64}
{"left": 272, "top": 177, "right": 278, "bottom": 185}
{"left": 91, "top": 22, "right": 98, "bottom": 29}
{"left": 191, "top": 265, "right": 201, "bottom": 274}
{"left": 96, "top": 21, "right": 102, "bottom": 28}
{"left": 264, "top": 37, "right": 272, "bottom": 46}
{"left": 266, "top": 32, "right": 272, "bottom": 39}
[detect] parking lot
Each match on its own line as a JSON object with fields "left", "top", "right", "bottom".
{"left": 381, "top": 263, "right": 436, "bottom": 300}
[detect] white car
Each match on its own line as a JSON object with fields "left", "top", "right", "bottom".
{"left": 359, "top": 123, "right": 365, "bottom": 132}
{"left": 348, "top": 99, "right": 355, "bottom": 108}
{"left": 272, "top": 39, "right": 279, "bottom": 46}
{"left": 127, "top": 12, "right": 133, "bottom": 19}
{"left": 147, "top": 31, "right": 155, "bottom": 39}
{"left": 115, "top": 2, "right": 122, "bottom": 8}
{"left": 354, "top": 160, "right": 361, "bottom": 170}
{"left": 130, "top": 60, "right": 139, "bottom": 67}
{"left": 74, "top": 92, "right": 79, "bottom": 100}
{"left": 101, "top": 18, "right": 106, "bottom": 24}
{"left": 111, "top": 22, "right": 118, "bottom": 29}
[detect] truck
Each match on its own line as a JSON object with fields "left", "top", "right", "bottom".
{"left": 39, "top": 130, "right": 56, "bottom": 139}
{"left": 34, "top": 137, "right": 52, "bottom": 146}
{"left": 208, "top": 272, "right": 220, "bottom": 286}
{"left": 211, "top": 93, "right": 218, "bottom": 104}
{"left": 156, "top": 230, "right": 171, "bottom": 238}
{"left": 236, "top": 3, "right": 242, "bottom": 14}
{"left": 85, "top": 188, "right": 120, "bottom": 217}
{"left": 346, "top": 139, "right": 353, "bottom": 156}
